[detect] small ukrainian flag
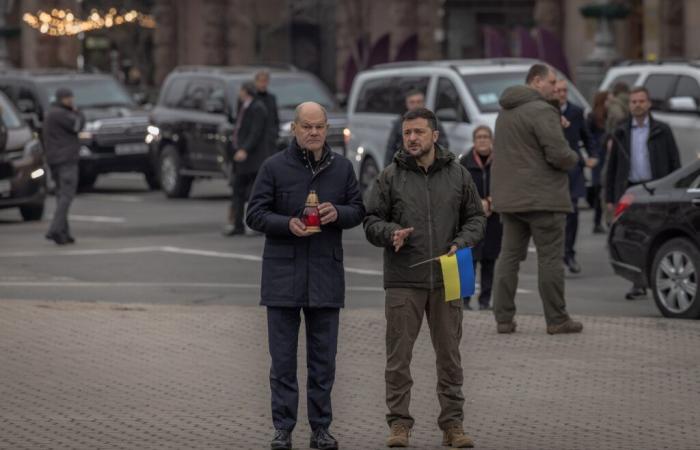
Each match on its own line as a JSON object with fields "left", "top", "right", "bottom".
{"left": 439, "top": 248, "right": 476, "bottom": 302}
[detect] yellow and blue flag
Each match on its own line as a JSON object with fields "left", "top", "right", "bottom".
{"left": 439, "top": 248, "right": 475, "bottom": 302}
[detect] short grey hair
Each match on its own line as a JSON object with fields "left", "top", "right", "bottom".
{"left": 294, "top": 102, "right": 328, "bottom": 123}
{"left": 255, "top": 69, "right": 270, "bottom": 80}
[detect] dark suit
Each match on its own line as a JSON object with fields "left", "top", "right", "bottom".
{"left": 561, "top": 102, "right": 593, "bottom": 262}
{"left": 231, "top": 98, "right": 269, "bottom": 232}
{"left": 257, "top": 90, "right": 279, "bottom": 155}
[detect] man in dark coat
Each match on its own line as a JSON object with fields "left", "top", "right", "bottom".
{"left": 246, "top": 102, "right": 365, "bottom": 450}
{"left": 555, "top": 79, "right": 597, "bottom": 274}
{"left": 223, "top": 82, "right": 270, "bottom": 236}
{"left": 43, "top": 88, "right": 85, "bottom": 245}
{"left": 255, "top": 69, "right": 280, "bottom": 155}
{"left": 384, "top": 89, "right": 448, "bottom": 167}
{"left": 460, "top": 125, "right": 502, "bottom": 311}
{"left": 365, "top": 108, "right": 485, "bottom": 448}
{"left": 491, "top": 64, "right": 583, "bottom": 335}
{"left": 606, "top": 86, "right": 681, "bottom": 300}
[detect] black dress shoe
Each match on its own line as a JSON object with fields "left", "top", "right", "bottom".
{"left": 270, "top": 429, "right": 292, "bottom": 450}
{"left": 45, "top": 232, "right": 69, "bottom": 245}
{"left": 310, "top": 427, "right": 338, "bottom": 450}
{"left": 565, "top": 257, "right": 581, "bottom": 274}
{"left": 65, "top": 235, "right": 76, "bottom": 244}
{"left": 479, "top": 304, "right": 493, "bottom": 311}
{"left": 592, "top": 224, "right": 606, "bottom": 234}
{"left": 222, "top": 224, "right": 245, "bottom": 236}
{"left": 625, "top": 287, "right": 647, "bottom": 300}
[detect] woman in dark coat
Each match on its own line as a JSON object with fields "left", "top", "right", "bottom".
{"left": 460, "top": 125, "right": 502, "bottom": 310}
{"left": 586, "top": 90, "right": 608, "bottom": 234}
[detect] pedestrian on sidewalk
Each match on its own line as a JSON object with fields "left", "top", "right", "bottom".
{"left": 605, "top": 86, "right": 680, "bottom": 300}
{"left": 223, "top": 82, "right": 270, "bottom": 236}
{"left": 255, "top": 69, "right": 280, "bottom": 157}
{"left": 43, "top": 88, "right": 85, "bottom": 245}
{"left": 460, "top": 125, "right": 501, "bottom": 311}
{"left": 364, "top": 107, "right": 485, "bottom": 448}
{"left": 586, "top": 90, "right": 609, "bottom": 234}
{"left": 490, "top": 64, "right": 583, "bottom": 335}
{"left": 555, "top": 78, "right": 598, "bottom": 275}
{"left": 246, "top": 102, "right": 365, "bottom": 450}
{"left": 384, "top": 89, "right": 448, "bottom": 167}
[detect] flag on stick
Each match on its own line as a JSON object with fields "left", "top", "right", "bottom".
{"left": 439, "top": 247, "right": 475, "bottom": 302}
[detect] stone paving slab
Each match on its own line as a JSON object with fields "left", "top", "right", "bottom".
{"left": 1, "top": 299, "right": 699, "bottom": 450}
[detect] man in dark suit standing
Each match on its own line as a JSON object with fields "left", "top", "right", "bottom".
{"left": 555, "top": 79, "right": 597, "bottom": 274}
{"left": 606, "top": 86, "right": 681, "bottom": 299}
{"left": 223, "top": 82, "right": 269, "bottom": 236}
{"left": 255, "top": 70, "right": 280, "bottom": 155}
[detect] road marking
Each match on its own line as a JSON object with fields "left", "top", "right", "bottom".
{"left": 0, "top": 281, "right": 385, "bottom": 292}
{"left": 68, "top": 214, "right": 127, "bottom": 223}
{"left": 160, "top": 246, "right": 262, "bottom": 262}
{"left": 83, "top": 194, "right": 143, "bottom": 203}
{"left": 0, "top": 246, "right": 162, "bottom": 258}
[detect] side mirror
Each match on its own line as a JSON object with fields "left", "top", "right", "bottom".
{"left": 435, "top": 108, "right": 458, "bottom": 122}
{"left": 668, "top": 96, "right": 699, "bottom": 113}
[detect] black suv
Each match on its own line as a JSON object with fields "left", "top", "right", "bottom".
{"left": 0, "top": 91, "right": 46, "bottom": 221}
{"left": 0, "top": 70, "right": 154, "bottom": 190}
{"left": 147, "top": 66, "right": 347, "bottom": 198}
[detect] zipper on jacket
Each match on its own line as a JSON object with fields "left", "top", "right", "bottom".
{"left": 424, "top": 172, "right": 434, "bottom": 291}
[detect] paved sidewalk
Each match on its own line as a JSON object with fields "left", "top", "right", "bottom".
{"left": 1, "top": 299, "right": 699, "bottom": 450}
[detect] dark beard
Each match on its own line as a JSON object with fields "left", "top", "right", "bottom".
{"left": 406, "top": 143, "right": 433, "bottom": 159}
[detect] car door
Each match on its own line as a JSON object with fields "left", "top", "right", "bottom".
{"left": 196, "top": 79, "right": 229, "bottom": 173}
{"left": 681, "top": 165, "right": 700, "bottom": 236}
{"left": 176, "top": 78, "right": 222, "bottom": 172}
{"left": 432, "top": 76, "right": 472, "bottom": 156}
{"left": 664, "top": 75, "right": 700, "bottom": 166}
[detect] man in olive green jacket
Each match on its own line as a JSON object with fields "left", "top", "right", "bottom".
{"left": 491, "top": 63, "right": 583, "bottom": 335}
{"left": 364, "top": 108, "right": 485, "bottom": 448}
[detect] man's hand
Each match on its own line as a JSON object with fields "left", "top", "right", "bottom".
{"left": 481, "top": 199, "right": 492, "bottom": 217}
{"left": 392, "top": 227, "right": 414, "bottom": 253}
{"left": 447, "top": 245, "right": 459, "bottom": 256}
{"left": 318, "top": 202, "right": 338, "bottom": 225}
{"left": 585, "top": 157, "right": 599, "bottom": 168}
{"left": 560, "top": 116, "right": 571, "bottom": 129}
{"left": 289, "top": 217, "right": 313, "bottom": 237}
{"left": 606, "top": 202, "right": 614, "bottom": 213}
{"left": 233, "top": 149, "right": 248, "bottom": 162}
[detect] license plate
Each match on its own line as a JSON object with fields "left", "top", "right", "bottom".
{"left": 114, "top": 143, "right": 149, "bottom": 155}
{"left": 0, "top": 179, "right": 10, "bottom": 197}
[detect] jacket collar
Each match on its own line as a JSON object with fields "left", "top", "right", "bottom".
{"left": 287, "top": 137, "right": 333, "bottom": 173}
{"left": 393, "top": 143, "right": 455, "bottom": 173}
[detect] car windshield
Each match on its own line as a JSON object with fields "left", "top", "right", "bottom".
{"left": 269, "top": 77, "right": 335, "bottom": 110}
{"left": 0, "top": 93, "right": 23, "bottom": 128}
{"left": 41, "top": 78, "right": 134, "bottom": 108}
{"left": 463, "top": 71, "right": 584, "bottom": 113}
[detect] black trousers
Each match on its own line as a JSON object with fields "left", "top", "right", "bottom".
{"left": 231, "top": 172, "right": 257, "bottom": 231}
{"left": 565, "top": 199, "right": 579, "bottom": 261}
{"left": 267, "top": 306, "right": 340, "bottom": 432}
{"left": 466, "top": 258, "right": 495, "bottom": 307}
{"left": 588, "top": 185, "right": 603, "bottom": 227}
{"left": 48, "top": 163, "right": 78, "bottom": 238}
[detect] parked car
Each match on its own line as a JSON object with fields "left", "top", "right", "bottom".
{"left": 608, "top": 160, "right": 700, "bottom": 318}
{"left": 0, "top": 91, "right": 46, "bottom": 221}
{"left": 0, "top": 70, "right": 153, "bottom": 190}
{"left": 147, "top": 65, "right": 347, "bottom": 198}
{"left": 345, "top": 58, "right": 590, "bottom": 193}
{"left": 599, "top": 60, "right": 700, "bottom": 166}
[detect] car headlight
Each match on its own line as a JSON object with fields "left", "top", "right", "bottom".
{"left": 147, "top": 125, "right": 160, "bottom": 136}
{"left": 343, "top": 127, "right": 352, "bottom": 146}
{"left": 280, "top": 121, "right": 292, "bottom": 134}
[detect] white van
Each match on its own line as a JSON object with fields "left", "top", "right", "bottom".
{"left": 345, "top": 58, "right": 590, "bottom": 192}
{"left": 599, "top": 61, "right": 700, "bottom": 166}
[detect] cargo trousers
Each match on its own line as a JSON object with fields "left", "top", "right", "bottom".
{"left": 384, "top": 287, "right": 464, "bottom": 430}
{"left": 493, "top": 211, "right": 571, "bottom": 326}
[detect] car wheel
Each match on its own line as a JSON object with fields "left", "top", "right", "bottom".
{"left": 78, "top": 172, "right": 98, "bottom": 191}
{"left": 19, "top": 202, "right": 44, "bottom": 221}
{"left": 159, "top": 146, "right": 192, "bottom": 198}
{"left": 650, "top": 237, "right": 700, "bottom": 319}
{"left": 359, "top": 156, "right": 379, "bottom": 197}
{"left": 144, "top": 170, "right": 160, "bottom": 191}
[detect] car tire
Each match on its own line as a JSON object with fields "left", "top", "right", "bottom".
{"left": 19, "top": 202, "right": 44, "bottom": 221}
{"left": 650, "top": 237, "right": 700, "bottom": 319}
{"left": 159, "top": 146, "right": 192, "bottom": 198}
{"left": 359, "top": 155, "right": 379, "bottom": 199}
{"left": 78, "top": 172, "right": 98, "bottom": 191}
{"left": 144, "top": 170, "right": 160, "bottom": 191}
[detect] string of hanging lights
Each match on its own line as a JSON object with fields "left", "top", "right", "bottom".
{"left": 22, "top": 8, "right": 156, "bottom": 36}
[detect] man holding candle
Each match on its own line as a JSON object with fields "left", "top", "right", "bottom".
{"left": 246, "top": 102, "right": 365, "bottom": 450}
{"left": 364, "top": 108, "right": 485, "bottom": 448}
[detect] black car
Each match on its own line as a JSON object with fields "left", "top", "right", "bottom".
{"left": 0, "top": 70, "right": 155, "bottom": 190}
{"left": 147, "top": 65, "right": 347, "bottom": 198}
{"left": 609, "top": 160, "right": 700, "bottom": 318}
{"left": 0, "top": 91, "right": 46, "bottom": 221}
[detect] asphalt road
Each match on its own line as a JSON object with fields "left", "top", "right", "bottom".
{"left": 0, "top": 173, "right": 659, "bottom": 318}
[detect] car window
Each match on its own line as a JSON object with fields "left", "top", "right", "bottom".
{"left": 269, "top": 77, "right": 335, "bottom": 110}
{"left": 0, "top": 93, "right": 23, "bottom": 128}
{"left": 676, "top": 166, "right": 700, "bottom": 189}
{"left": 643, "top": 74, "right": 678, "bottom": 109}
{"left": 673, "top": 75, "right": 700, "bottom": 104}
{"left": 355, "top": 76, "right": 429, "bottom": 114}
{"left": 162, "top": 77, "right": 189, "bottom": 108}
{"left": 41, "top": 77, "right": 134, "bottom": 108}
{"left": 607, "top": 73, "right": 639, "bottom": 90}
{"left": 16, "top": 86, "right": 43, "bottom": 118}
{"left": 178, "top": 79, "right": 223, "bottom": 112}
{"left": 435, "top": 77, "right": 468, "bottom": 122}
